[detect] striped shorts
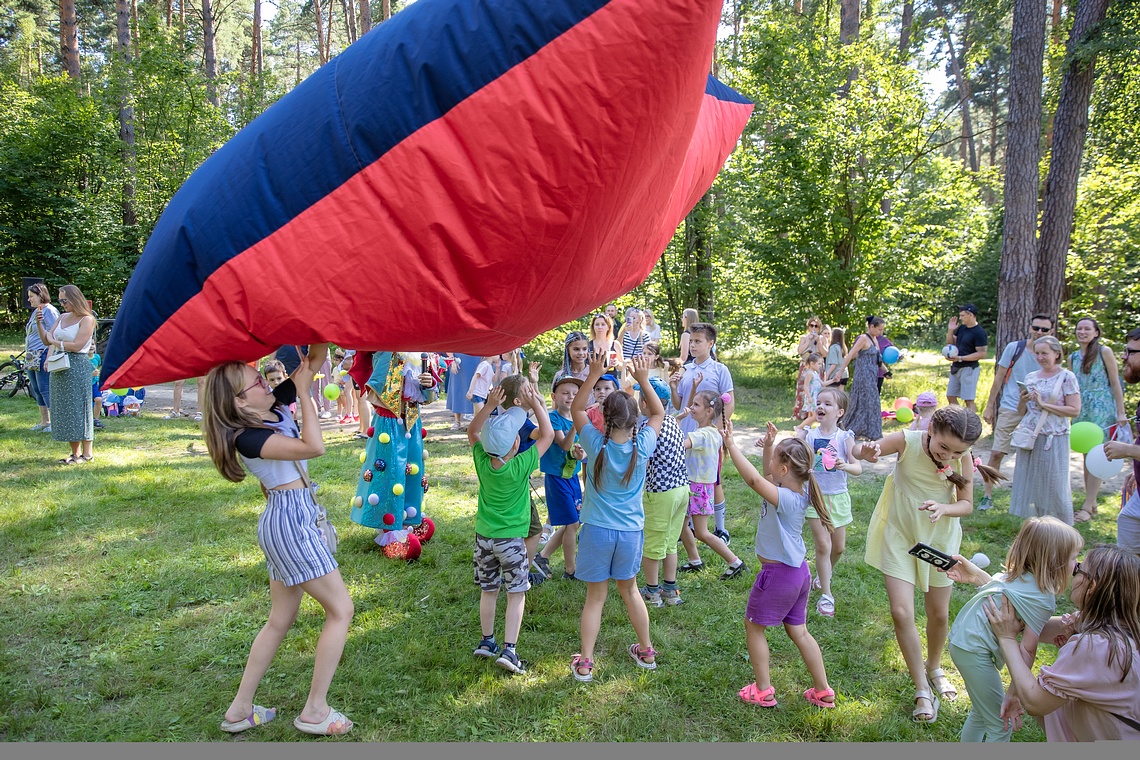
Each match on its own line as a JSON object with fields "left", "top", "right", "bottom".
{"left": 257, "top": 488, "right": 338, "bottom": 587}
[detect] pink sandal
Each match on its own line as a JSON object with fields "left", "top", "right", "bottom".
{"left": 804, "top": 687, "right": 836, "bottom": 708}
{"left": 738, "top": 682, "right": 777, "bottom": 707}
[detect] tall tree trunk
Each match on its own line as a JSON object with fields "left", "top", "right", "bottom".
{"left": 839, "top": 0, "right": 860, "bottom": 43}
{"left": 252, "top": 0, "right": 263, "bottom": 76}
{"left": 325, "top": 0, "right": 334, "bottom": 60}
{"left": 382, "top": 0, "right": 391, "bottom": 21}
{"left": 358, "top": 0, "right": 371, "bottom": 34}
{"left": 684, "top": 193, "right": 716, "bottom": 320}
{"left": 314, "top": 0, "right": 327, "bottom": 64}
{"left": 1035, "top": 0, "right": 1112, "bottom": 318}
{"left": 203, "top": 0, "right": 219, "bottom": 106}
{"left": 130, "top": 0, "right": 139, "bottom": 58}
{"left": 794, "top": 0, "right": 804, "bottom": 13}
{"left": 898, "top": 1, "right": 913, "bottom": 62}
{"left": 996, "top": 0, "right": 1046, "bottom": 350}
{"left": 115, "top": 0, "right": 138, "bottom": 235}
{"left": 938, "top": 4, "right": 979, "bottom": 171}
{"left": 165, "top": 0, "right": 172, "bottom": 26}
{"left": 59, "top": 0, "right": 80, "bottom": 79}
{"left": 1051, "top": 0, "right": 1064, "bottom": 42}
{"left": 180, "top": 0, "right": 185, "bottom": 28}
{"left": 341, "top": 0, "right": 357, "bottom": 44}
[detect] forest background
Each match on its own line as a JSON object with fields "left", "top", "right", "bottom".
{"left": 1, "top": 0, "right": 1138, "bottom": 355}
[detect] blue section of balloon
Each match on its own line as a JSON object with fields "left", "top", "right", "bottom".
{"left": 882, "top": 346, "right": 900, "bottom": 365}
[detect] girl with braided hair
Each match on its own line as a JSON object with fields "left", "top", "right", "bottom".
{"left": 567, "top": 353, "right": 664, "bottom": 682}
{"left": 685, "top": 390, "right": 748, "bottom": 580}
{"left": 855, "top": 405, "right": 1007, "bottom": 724}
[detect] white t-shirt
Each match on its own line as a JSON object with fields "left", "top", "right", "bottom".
{"left": 470, "top": 361, "right": 494, "bottom": 398}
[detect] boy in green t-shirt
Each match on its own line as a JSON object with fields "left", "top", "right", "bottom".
{"left": 467, "top": 382, "right": 553, "bottom": 674}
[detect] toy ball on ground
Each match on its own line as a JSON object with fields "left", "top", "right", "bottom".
{"left": 1085, "top": 444, "right": 1124, "bottom": 480}
{"left": 895, "top": 406, "right": 914, "bottom": 424}
{"left": 882, "top": 346, "right": 900, "bottom": 365}
{"left": 941, "top": 345, "right": 959, "bottom": 360}
{"left": 1070, "top": 421, "right": 1104, "bottom": 454}
{"left": 411, "top": 517, "right": 435, "bottom": 543}
{"left": 894, "top": 397, "right": 913, "bottom": 411}
{"left": 323, "top": 384, "right": 341, "bottom": 401}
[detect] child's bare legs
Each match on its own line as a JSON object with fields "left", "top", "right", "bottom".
{"left": 504, "top": 591, "right": 525, "bottom": 645}
{"left": 745, "top": 621, "right": 772, "bottom": 689}
{"left": 225, "top": 570, "right": 353, "bottom": 728}
{"left": 810, "top": 520, "right": 845, "bottom": 598}
{"left": 784, "top": 623, "right": 833, "bottom": 701}
{"left": 616, "top": 577, "right": 654, "bottom": 661}
{"left": 1081, "top": 460, "right": 1101, "bottom": 516}
{"left": 922, "top": 584, "right": 952, "bottom": 679}
{"left": 171, "top": 379, "right": 184, "bottom": 416}
{"left": 524, "top": 533, "right": 540, "bottom": 565}
{"left": 540, "top": 523, "right": 577, "bottom": 574}
{"left": 883, "top": 575, "right": 935, "bottom": 715}
{"left": 692, "top": 514, "right": 738, "bottom": 565}
{"left": 680, "top": 522, "right": 701, "bottom": 562}
{"left": 479, "top": 588, "right": 499, "bottom": 638}
{"left": 357, "top": 400, "right": 371, "bottom": 434}
{"left": 641, "top": 557, "right": 660, "bottom": 586}
{"left": 472, "top": 400, "right": 484, "bottom": 417}
{"left": 578, "top": 581, "right": 609, "bottom": 669}
{"left": 662, "top": 552, "right": 678, "bottom": 583}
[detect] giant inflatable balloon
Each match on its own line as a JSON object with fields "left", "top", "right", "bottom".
{"left": 101, "top": 0, "right": 753, "bottom": 389}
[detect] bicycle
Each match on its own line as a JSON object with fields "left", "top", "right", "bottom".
{"left": 0, "top": 351, "right": 31, "bottom": 398}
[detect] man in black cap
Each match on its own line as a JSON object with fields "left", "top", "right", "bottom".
{"left": 944, "top": 304, "right": 987, "bottom": 413}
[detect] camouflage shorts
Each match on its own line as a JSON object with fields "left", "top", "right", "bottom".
{"left": 473, "top": 534, "right": 530, "bottom": 593}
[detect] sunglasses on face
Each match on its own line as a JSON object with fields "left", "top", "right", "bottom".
{"left": 1030, "top": 325, "right": 1050, "bottom": 333}
{"left": 59, "top": 298, "right": 69, "bottom": 305}
{"left": 1124, "top": 348, "right": 1139, "bottom": 359}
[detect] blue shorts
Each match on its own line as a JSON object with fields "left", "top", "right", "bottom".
{"left": 544, "top": 474, "right": 582, "bottom": 526}
{"left": 575, "top": 523, "right": 642, "bottom": 582}
{"left": 258, "top": 488, "right": 339, "bottom": 587}
{"left": 471, "top": 394, "right": 487, "bottom": 404}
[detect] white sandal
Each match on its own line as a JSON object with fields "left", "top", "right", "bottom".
{"left": 927, "top": 668, "right": 958, "bottom": 702}
{"left": 912, "top": 689, "right": 939, "bottom": 723}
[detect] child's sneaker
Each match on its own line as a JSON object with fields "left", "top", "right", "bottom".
{"left": 495, "top": 647, "right": 527, "bottom": 674}
{"left": 660, "top": 587, "right": 684, "bottom": 606}
{"left": 528, "top": 571, "right": 545, "bottom": 588}
{"left": 531, "top": 555, "right": 552, "bottom": 580}
{"left": 816, "top": 594, "right": 836, "bottom": 618}
{"left": 713, "top": 528, "right": 731, "bottom": 546}
{"left": 978, "top": 495, "right": 994, "bottom": 511}
{"left": 640, "top": 586, "right": 664, "bottom": 608}
{"left": 562, "top": 571, "right": 579, "bottom": 581}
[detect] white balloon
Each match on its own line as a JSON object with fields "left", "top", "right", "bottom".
{"left": 1085, "top": 444, "right": 1125, "bottom": 481}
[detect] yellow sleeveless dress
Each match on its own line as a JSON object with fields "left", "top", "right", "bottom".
{"left": 864, "top": 429, "right": 962, "bottom": 592}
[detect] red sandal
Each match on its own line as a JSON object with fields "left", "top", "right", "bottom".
{"left": 571, "top": 654, "right": 594, "bottom": 682}
{"left": 804, "top": 686, "right": 836, "bottom": 708}
{"left": 738, "top": 682, "right": 777, "bottom": 707}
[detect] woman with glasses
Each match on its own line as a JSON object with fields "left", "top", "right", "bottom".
{"left": 793, "top": 316, "right": 828, "bottom": 421}
{"left": 948, "top": 544, "right": 1140, "bottom": 741}
{"left": 35, "top": 284, "right": 95, "bottom": 464}
{"left": 1069, "top": 318, "right": 1129, "bottom": 523}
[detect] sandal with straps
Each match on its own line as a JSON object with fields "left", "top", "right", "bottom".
{"left": 59, "top": 455, "right": 78, "bottom": 465}
{"left": 628, "top": 643, "right": 657, "bottom": 670}
{"left": 571, "top": 654, "right": 594, "bottom": 682}
{"left": 912, "top": 689, "right": 940, "bottom": 723}
{"left": 927, "top": 667, "right": 958, "bottom": 702}
{"left": 739, "top": 682, "right": 777, "bottom": 708}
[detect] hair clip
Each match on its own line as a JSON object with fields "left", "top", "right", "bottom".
{"left": 720, "top": 393, "right": 732, "bottom": 404}
{"left": 973, "top": 456, "right": 982, "bottom": 469}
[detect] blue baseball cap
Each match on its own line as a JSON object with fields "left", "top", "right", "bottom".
{"left": 633, "top": 378, "right": 671, "bottom": 402}
{"left": 596, "top": 373, "right": 620, "bottom": 388}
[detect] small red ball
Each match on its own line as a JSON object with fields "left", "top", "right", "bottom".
{"left": 421, "top": 428, "right": 428, "bottom": 440}
{"left": 382, "top": 513, "right": 395, "bottom": 526}
{"left": 367, "top": 426, "right": 375, "bottom": 437}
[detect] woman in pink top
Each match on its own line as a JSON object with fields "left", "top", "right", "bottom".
{"left": 982, "top": 543, "right": 1140, "bottom": 742}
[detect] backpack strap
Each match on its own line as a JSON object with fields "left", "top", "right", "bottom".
{"left": 996, "top": 340, "right": 1027, "bottom": 400}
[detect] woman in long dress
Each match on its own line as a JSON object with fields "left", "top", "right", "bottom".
{"left": 832, "top": 316, "right": 886, "bottom": 440}
{"left": 792, "top": 316, "right": 827, "bottom": 420}
{"left": 1009, "top": 336, "right": 1081, "bottom": 525}
{"left": 445, "top": 352, "right": 480, "bottom": 430}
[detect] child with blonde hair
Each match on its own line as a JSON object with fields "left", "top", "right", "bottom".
{"left": 725, "top": 422, "right": 836, "bottom": 708}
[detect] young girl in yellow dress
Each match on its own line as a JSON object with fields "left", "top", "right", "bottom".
{"left": 856, "top": 405, "right": 1006, "bottom": 724}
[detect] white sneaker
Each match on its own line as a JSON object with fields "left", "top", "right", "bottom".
{"left": 31, "top": 423, "right": 46, "bottom": 432}
{"left": 320, "top": 411, "right": 332, "bottom": 419}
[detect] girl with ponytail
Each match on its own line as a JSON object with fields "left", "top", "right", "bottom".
{"left": 856, "top": 404, "right": 1008, "bottom": 724}
{"left": 724, "top": 421, "right": 837, "bottom": 710}
{"left": 568, "top": 353, "right": 665, "bottom": 682}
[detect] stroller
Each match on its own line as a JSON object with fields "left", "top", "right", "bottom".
{"left": 101, "top": 387, "right": 147, "bottom": 417}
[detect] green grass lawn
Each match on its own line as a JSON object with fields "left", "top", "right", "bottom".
{"left": 0, "top": 347, "right": 1122, "bottom": 742}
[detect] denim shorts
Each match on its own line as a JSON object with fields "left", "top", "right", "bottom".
{"left": 471, "top": 394, "right": 487, "bottom": 404}
{"left": 575, "top": 523, "right": 643, "bottom": 582}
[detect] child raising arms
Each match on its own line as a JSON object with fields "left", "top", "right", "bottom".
{"left": 202, "top": 346, "right": 354, "bottom": 736}
{"left": 724, "top": 421, "right": 836, "bottom": 709}
{"left": 568, "top": 354, "right": 664, "bottom": 681}
{"left": 856, "top": 405, "right": 1007, "bottom": 723}
{"left": 685, "top": 391, "right": 748, "bottom": 580}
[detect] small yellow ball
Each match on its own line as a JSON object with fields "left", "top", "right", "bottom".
{"left": 392, "top": 484, "right": 405, "bottom": 496}
{"left": 408, "top": 463, "right": 419, "bottom": 475}
{"left": 352, "top": 496, "right": 363, "bottom": 508}
{"left": 359, "top": 451, "right": 367, "bottom": 463}
{"left": 378, "top": 433, "right": 391, "bottom": 444}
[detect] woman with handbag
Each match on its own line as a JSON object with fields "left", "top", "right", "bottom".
{"left": 35, "top": 284, "right": 95, "bottom": 464}
{"left": 201, "top": 346, "right": 355, "bottom": 737}
{"left": 25, "top": 283, "right": 59, "bottom": 433}
{"left": 1010, "top": 336, "right": 1082, "bottom": 525}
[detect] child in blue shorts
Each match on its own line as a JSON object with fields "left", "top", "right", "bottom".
{"left": 568, "top": 354, "right": 664, "bottom": 682}
{"left": 534, "top": 375, "right": 587, "bottom": 581}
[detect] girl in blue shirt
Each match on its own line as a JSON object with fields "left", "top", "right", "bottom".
{"left": 724, "top": 421, "right": 836, "bottom": 709}
{"left": 568, "top": 354, "right": 663, "bottom": 682}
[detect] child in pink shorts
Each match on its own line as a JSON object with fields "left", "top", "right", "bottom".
{"left": 683, "top": 391, "right": 746, "bottom": 580}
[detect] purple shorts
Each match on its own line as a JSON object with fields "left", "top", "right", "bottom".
{"left": 687, "top": 482, "right": 715, "bottom": 516}
{"left": 745, "top": 561, "right": 811, "bottom": 627}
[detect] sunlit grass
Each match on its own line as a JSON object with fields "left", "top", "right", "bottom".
{"left": 0, "top": 347, "right": 1121, "bottom": 741}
